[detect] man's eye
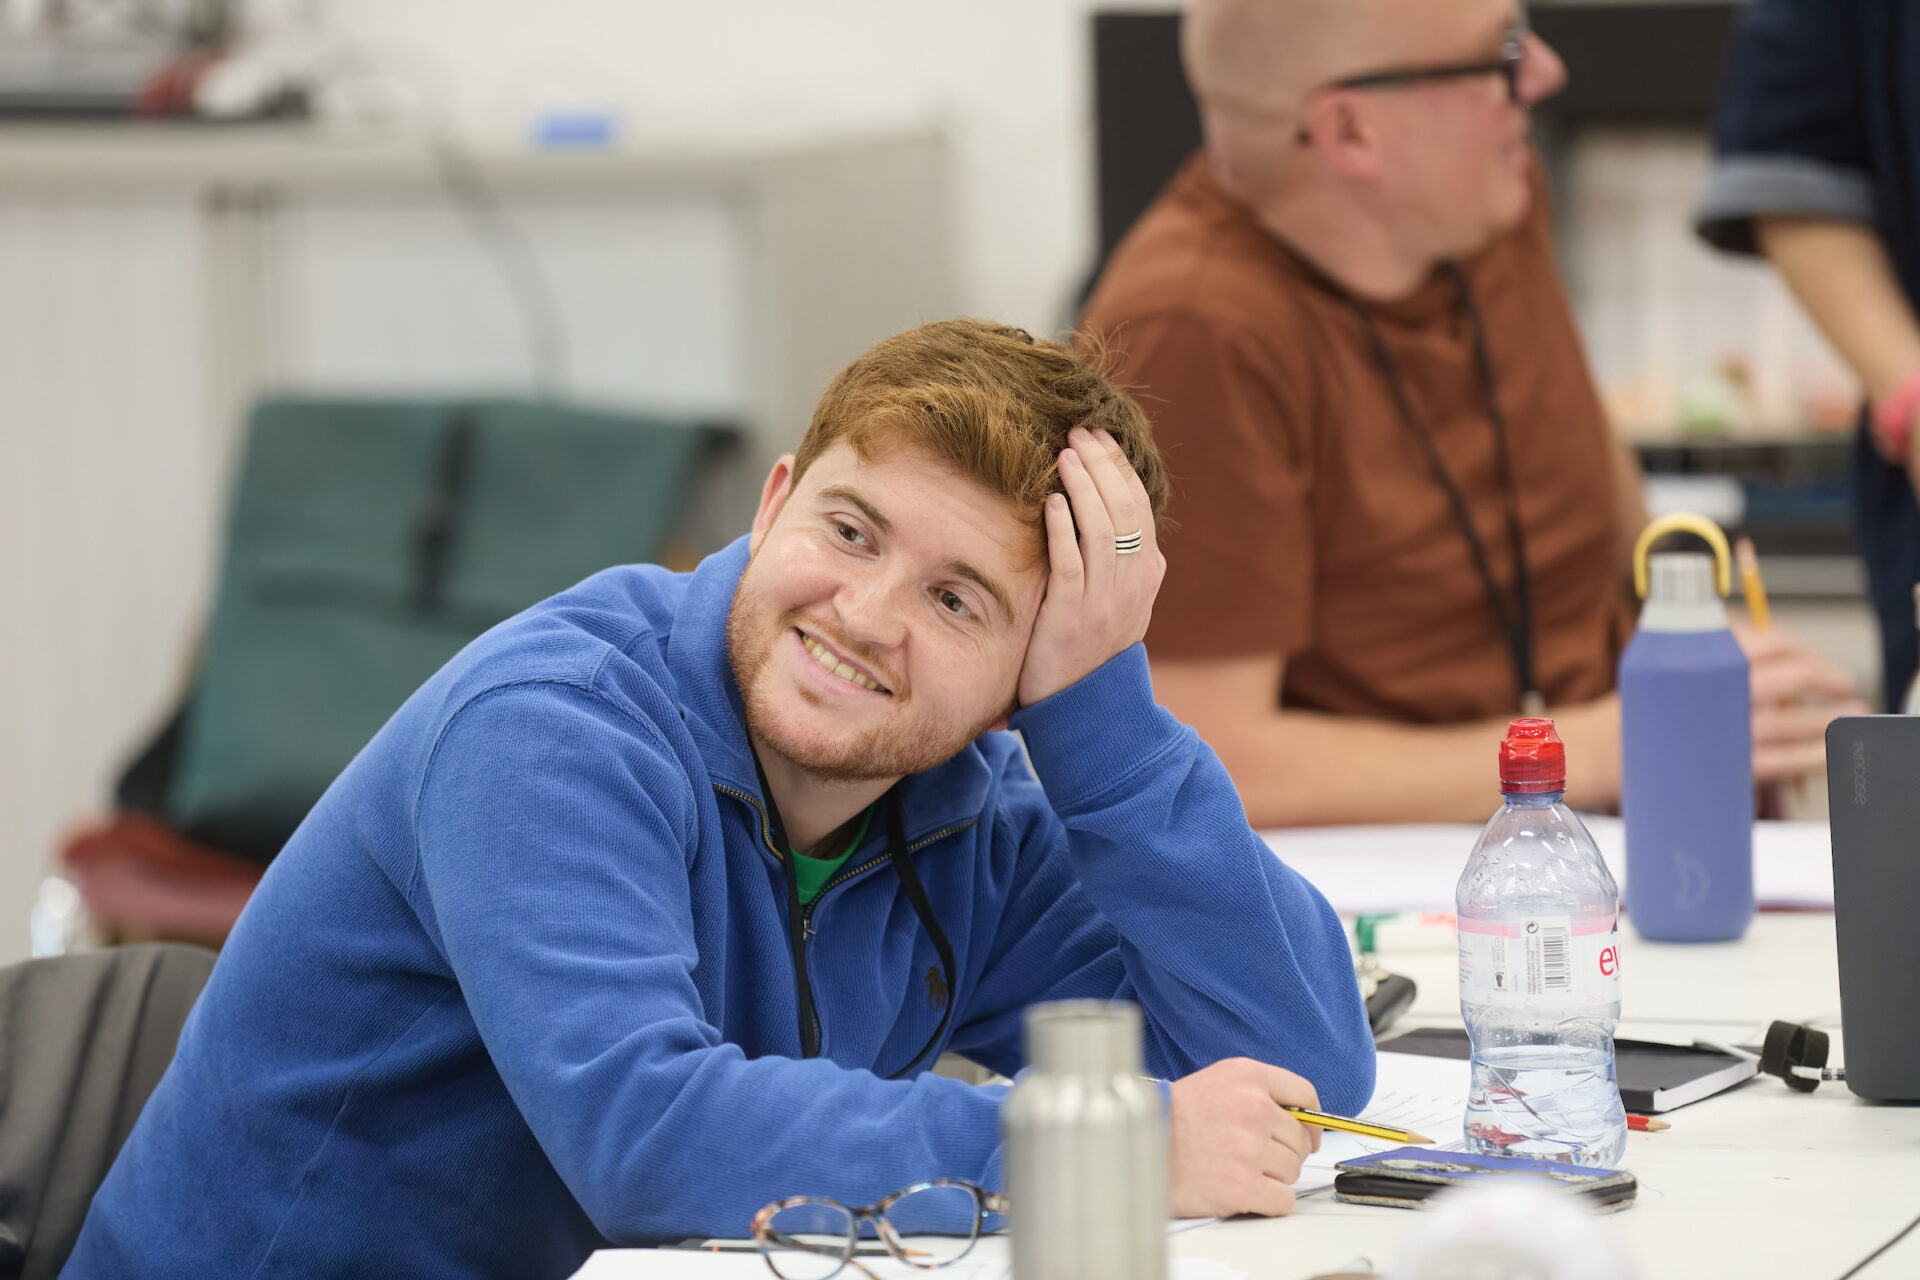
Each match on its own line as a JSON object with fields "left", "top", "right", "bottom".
{"left": 834, "top": 522, "right": 867, "bottom": 546}
{"left": 938, "top": 590, "right": 971, "bottom": 617}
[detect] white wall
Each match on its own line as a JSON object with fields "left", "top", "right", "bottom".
{"left": 320, "top": 0, "right": 1151, "bottom": 336}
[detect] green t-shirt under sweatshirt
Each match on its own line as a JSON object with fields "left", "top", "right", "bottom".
{"left": 791, "top": 805, "right": 874, "bottom": 906}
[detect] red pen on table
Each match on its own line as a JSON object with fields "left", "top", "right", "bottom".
{"left": 1627, "top": 1114, "right": 1669, "bottom": 1133}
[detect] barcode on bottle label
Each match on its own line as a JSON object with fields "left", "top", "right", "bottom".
{"left": 1537, "top": 925, "right": 1569, "bottom": 990}
{"left": 1458, "top": 915, "right": 1621, "bottom": 1006}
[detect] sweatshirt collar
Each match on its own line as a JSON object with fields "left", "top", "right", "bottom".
{"left": 666, "top": 536, "right": 993, "bottom": 848}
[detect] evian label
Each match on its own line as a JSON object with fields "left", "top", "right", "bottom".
{"left": 1458, "top": 915, "right": 1622, "bottom": 1007}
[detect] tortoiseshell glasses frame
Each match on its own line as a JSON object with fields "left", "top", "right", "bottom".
{"left": 750, "top": 1178, "right": 1010, "bottom": 1279}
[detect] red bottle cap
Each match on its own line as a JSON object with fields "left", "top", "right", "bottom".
{"left": 1499, "top": 717, "right": 1566, "bottom": 793}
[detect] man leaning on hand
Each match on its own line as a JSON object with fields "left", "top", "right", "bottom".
{"left": 1081, "top": 0, "right": 1865, "bottom": 828}
{"left": 65, "top": 320, "right": 1372, "bottom": 1280}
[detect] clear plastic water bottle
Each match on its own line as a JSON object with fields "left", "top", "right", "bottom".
{"left": 1457, "top": 719, "right": 1626, "bottom": 1167}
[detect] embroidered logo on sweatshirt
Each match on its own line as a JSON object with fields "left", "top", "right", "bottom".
{"left": 925, "top": 965, "right": 949, "bottom": 1011}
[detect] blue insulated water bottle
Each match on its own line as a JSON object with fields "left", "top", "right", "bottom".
{"left": 1618, "top": 515, "right": 1754, "bottom": 942}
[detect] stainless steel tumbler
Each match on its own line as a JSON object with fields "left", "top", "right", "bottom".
{"left": 1002, "top": 1000, "right": 1168, "bottom": 1280}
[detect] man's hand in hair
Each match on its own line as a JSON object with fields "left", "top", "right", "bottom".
{"left": 1017, "top": 427, "right": 1166, "bottom": 707}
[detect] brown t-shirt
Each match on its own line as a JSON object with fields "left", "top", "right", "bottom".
{"left": 1082, "top": 153, "right": 1629, "bottom": 723}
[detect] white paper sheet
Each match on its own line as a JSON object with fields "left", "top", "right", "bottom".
{"left": 572, "top": 1235, "right": 1247, "bottom": 1279}
{"left": 1263, "top": 817, "right": 1833, "bottom": 915}
{"left": 1296, "top": 1051, "right": 1470, "bottom": 1194}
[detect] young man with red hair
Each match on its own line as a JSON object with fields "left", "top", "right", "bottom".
{"left": 68, "top": 320, "right": 1373, "bottom": 1279}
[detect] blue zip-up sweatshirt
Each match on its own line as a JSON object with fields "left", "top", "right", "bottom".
{"left": 67, "top": 538, "right": 1374, "bottom": 1280}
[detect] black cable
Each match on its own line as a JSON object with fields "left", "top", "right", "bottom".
{"left": 1836, "top": 1205, "right": 1920, "bottom": 1279}
{"left": 1448, "top": 263, "right": 1538, "bottom": 708}
{"left": 1342, "top": 283, "right": 1539, "bottom": 711}
{"left": 881, "top": 789, "right": 958, "bottom": 1080}
{"left": 1262, "top": 225, "right": 1539, "bottom": 712}
{"left": 428, "top": 134, "right": 571, "bottom": 399}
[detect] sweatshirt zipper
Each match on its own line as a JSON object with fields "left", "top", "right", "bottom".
{"left": 787, "top": 817, "right": 978, "bottom": 1058}
{"left": 714, "top": 782, "right": 822, "bottom": 1057}
{"left": 797, "top": 901, "right": 822, "bottom": 1055}
{"left": 713, "top": 782, "right": 979, "bottom": 1060}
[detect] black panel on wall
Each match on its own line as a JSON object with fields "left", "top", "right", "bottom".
{"left": 1092, "top": 11, "right": 1193, "bottom": 269}
{"left": 1091, "top": 3, "right": 1740, "bottom": 273}
{"left": 1532, "top": 3, "right": 1740, "bottom": 127}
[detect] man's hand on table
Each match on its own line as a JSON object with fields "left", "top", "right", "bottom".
{"left": 1016, "top": 427, "right": 1165, "bottom": 708}
{"left": 1168, "top": 1057, "right": 1322, "bottom": 1219}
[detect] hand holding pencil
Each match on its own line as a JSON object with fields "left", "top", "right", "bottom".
{"left": 1166, "top": 1057, "right": 1336, "bottom": 1220}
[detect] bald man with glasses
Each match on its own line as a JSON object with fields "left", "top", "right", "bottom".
{"left": 1081, "top": 0, "right": 1862, "bottom": 828}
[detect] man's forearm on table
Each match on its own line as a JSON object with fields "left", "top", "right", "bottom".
{"left": 1194, "top": 700, "right": 1622, "bottom": 828}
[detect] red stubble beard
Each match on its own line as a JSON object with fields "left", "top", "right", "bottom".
{"left": 725, "top": 562, "right": 1008, "bottom": 784}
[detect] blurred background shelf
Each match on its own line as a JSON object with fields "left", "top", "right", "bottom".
{"left": 1633, "top": 434, "right": 1860, "bottom": 568}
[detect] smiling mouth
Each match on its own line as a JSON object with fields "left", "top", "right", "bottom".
{"left": 796, "top": 628, "right": 892, "bottom": 694}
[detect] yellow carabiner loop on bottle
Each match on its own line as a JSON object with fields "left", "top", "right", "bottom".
{"left": 1632, "top": 512, "right": 1733, "bottom": 601}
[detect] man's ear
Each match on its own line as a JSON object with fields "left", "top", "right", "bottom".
{"left": 749, "top": 455, "right": 797, "bottom": 556}
{"left": 1303, "top": 92, "right": 1382, "bottom": 180}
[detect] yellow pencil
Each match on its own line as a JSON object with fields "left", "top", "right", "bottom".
{"left": 1735, "top": 535, "right": 1771, "bottom": 633}
{"left": 1285, "top": 1106, "right": 1432, "bottom": 1145}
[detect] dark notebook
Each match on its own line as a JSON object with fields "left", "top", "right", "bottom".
{"left": 1378, "top": 1027, "right": 1759, "bottom": 1113}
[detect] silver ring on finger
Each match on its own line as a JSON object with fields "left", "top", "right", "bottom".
{"left": 1114, "top": 529, "right": 1144, "bottom": 555}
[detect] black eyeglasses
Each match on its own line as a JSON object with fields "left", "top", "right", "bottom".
{"left": 1322, "top": 6, "right": 1530, "bottom": 107}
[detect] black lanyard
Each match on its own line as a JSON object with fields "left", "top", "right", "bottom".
{"left": 1296, "top": 253, "right": 1543, "bottom": 715}
{"left": 751, "top": 754, "right": 956, "bottom": 1080}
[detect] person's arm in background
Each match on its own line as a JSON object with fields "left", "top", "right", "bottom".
{"left": 1757, "top": 217, "right": 1920, "bottom": 489}
{"left": 1156, "top": 641, "right": 1858, "bottom": 826}
{"left": 1694, "top": 0, "right": 1909, "bottom": 462}
{"left": 1688, "top": 0, "right": 1882, "bottom": 726}
{"left": 1725, "top": 222, "right": 1902, "bottom": 744}
{"left": 1151, "top": 656, "right": 1620, "bottom": 826}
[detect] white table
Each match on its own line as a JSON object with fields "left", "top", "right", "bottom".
{"left": 1260, "top": 818, "right": 1838, "bottom": 915}
{"left": 576, "top": 816, "right": 1917, "bottom": 1280}
{"left": 1174, "top": 912, "right": 1920, "bottom": 1279}
{"left": 580, "top": 913, "right": 1919, "bottom": 1280}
